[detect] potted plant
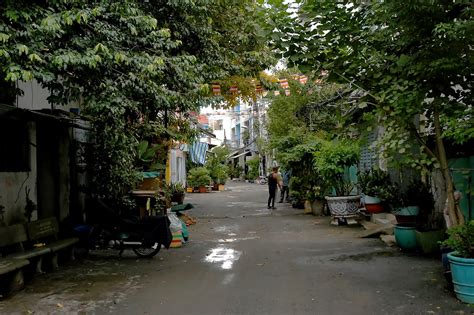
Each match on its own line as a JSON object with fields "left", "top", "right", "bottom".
{"left": 289, "top": 176, "right": 306, "bottom": 209}
{"left": 413, "top": 181, "right": 445, "bottom": 254}
{"left": 314, "top": 140, "right": 360, "bottom": 223}
{"left": 169, "top": 182, "right": 186, "bottom": 204}
{"left": 442, "top": 221, "right": 474, "bottom": 303}
{"left": 245, "top": 157, "right": 260, "bottom": 183}
{"left": 390, "top": 180, "right": 432, "bottom": 251}
{"left": 206, "top": 146, "right": 230, "bottom": 189}
{"left": 388, "top": 180, "right": 433, "bottom": 226}
{"left": 136, "top": 140, "right": 166, "bottom": 190}
{"left": 187, "top": 167, "right": 212, "bottom": 193}
{"left": 358, "top": 169, "right": 397, "bottom": 214}
{"left": 215, "top": 164, "right": 228, "bottom": 191}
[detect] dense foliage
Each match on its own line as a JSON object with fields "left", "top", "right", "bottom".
{"left": 264, "top": 0, "right": 473, "bottom": 225}
{"left": 0, "top": 1, "right": 273, "bottom": 200}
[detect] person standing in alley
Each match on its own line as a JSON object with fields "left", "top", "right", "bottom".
{"left": 279, "top": 169, "right": 291, "bottom": 203}
{"left": 268, "top": 166, "right": 281, "bottom": 209}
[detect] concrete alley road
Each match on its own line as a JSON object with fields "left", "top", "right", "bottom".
{"left": 0, "top": 181, "right": 471, "bottom": 314}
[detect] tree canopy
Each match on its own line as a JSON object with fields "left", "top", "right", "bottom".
{"left": 0, "top": 0, "right": 274, "bottom": 199}
{"left": 264, "top": 0, "right": 473, "bottom": 225}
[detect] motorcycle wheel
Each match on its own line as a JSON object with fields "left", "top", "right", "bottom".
{"left": 132, "top": 241, "right": 161, "bottom": 258}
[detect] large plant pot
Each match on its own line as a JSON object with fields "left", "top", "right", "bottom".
{"left": 394, "top": 224, "right": 417, "bottom": 251}
{"left": 311, "top": 199, "right": 324, "bottom": 216}
{"left": 448, "top": 253, "right": 474, "bottom": 303}
{"left": 393, "top": 206, "right": 420, "bottom": 216}
{"left": 415, "top": 229, "right": 445, "bottom": 255}
{"left": 364, "top": 195, "right": 381, "bottom": 204}
{"left": 218, "top": 184, "right": 225, "bottom": 191}
{"left": 325, "top": 195, "right": 360, "bottom": 219}
{"left": 198, "top": 186, "right": 208, "bottom": 193}
{"left": 365, "top": 203, "right": 384, "bottom": 214}
{"left": 304, "top": 200, "right": 313, "bottom": 214}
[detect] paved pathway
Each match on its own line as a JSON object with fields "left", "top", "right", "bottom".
{"left": 0, "top": 181, "right": 470, "bottom": 314}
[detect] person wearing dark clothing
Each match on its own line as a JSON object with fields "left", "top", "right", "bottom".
{"left": 279, "top": 170, "right": 291, "bottom": 203}
{"left": 268, "top": 166, "right": 281, "bottom": 209}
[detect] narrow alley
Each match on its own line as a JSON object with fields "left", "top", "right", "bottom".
{"left": 0, "top": 181, "right": 469, "bottom": 314}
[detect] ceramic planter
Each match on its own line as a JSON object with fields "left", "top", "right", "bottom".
{"left": 394, "top": 224, "right": 417, "bottom": 251}
{"left": 198, "top": 186, "right": 208, "bottom": 193}
{"left": 448, "top": 253, "right": 474, "bottom": 303}
{"left": 186, "top": 187, "right": 193, "bottom": 193}
{"left": 311, "top": 199, "right": 325, "bottom": 216}
{"left": 365, "top": 203, "right": 384, "bottom": 214}
{"left": 325, "top": 195, "right": 360, "bottom": 219}
{"left": 218, "top": 184, "right": 225, "bottom": 191}
{"left": 364, "top": 195, "right": 381, "bottom": 204}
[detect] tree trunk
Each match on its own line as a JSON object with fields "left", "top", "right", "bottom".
{"left": 433, "top": 109, "right": 464, "bottom": 227}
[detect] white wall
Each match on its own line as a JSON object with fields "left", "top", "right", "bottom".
{"left": 16, "top": 80, "right": 80, "bottom": 111}
{"left": 170, "top": 149, "right": 187, "bottom": 186}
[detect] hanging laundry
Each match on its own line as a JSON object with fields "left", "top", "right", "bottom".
{"left": 190, "top": 142, "right": 209, "bottom": 165}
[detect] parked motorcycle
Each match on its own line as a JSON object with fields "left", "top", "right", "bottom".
{"left": 75, "top": 200, "right": 172, "bottom": 258}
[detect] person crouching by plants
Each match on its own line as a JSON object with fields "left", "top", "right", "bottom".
{"left": 268, "top": 166, "right": 282, "bottom": 209}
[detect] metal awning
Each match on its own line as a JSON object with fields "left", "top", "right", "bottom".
{"left": 227, "top": 149, "right": 240, "bottom": 158}
{"left": 231, "top": 150, "right": 251, "bottom": 159}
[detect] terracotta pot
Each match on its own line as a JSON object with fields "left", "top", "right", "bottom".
{"left": 198, "top": 186, "right": 208, "bottom": 193}
{"left": 365, "top": 203, "right": 384, "bottom": 214}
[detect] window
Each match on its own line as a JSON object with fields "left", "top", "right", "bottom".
{"left": 212, "top": 119, "right": 223, "bottom": 131}
{"left": 0, "top": 120, "right": 31, "bottom": 172}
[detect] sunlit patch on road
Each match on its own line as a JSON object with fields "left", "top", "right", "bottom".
{"left": 205, "top": 247, "right": 241, "bottom": 270}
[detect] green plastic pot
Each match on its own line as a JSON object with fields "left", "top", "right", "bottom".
{"left": 415, "top": 229, "right": 445, "bottom": 255}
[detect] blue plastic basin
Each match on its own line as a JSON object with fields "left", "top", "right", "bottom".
{"left": 448, "top": 253, "right": 474, "bottom": 304}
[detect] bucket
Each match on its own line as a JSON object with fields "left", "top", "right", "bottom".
{"left": 394, "top": 224, "right": 417, "bottom": 251}
{"left": 448, "top": 252, "right": 474, "bottom": 303}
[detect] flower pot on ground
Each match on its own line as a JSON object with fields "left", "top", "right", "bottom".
{"left": 325, "top": 195, "right": 361, "bottom": 218}
{"left": 394, "top": 224, "right": 417, "bottom": 251}
{"left": 218, "top": 184, "right": 225, "bottom": 191}
{"left": 187, "top": 167, "right": 212, "bottom": 193}
{"left": 365, "top": 203, "right": 384, "bottom": 214}
{"left": 447, "top": 253, "right": 474, "bottom": 303}
{"left": 314, "top": 140, "right": 360, "bottom": 222}
{"left": 442, "top": 221, "right": 474, "bottom": 303}
{"left": 169, "top": 182, "right": 186, "bottom": 204}
{"left": 415, "top": 229, "right": 445, "bottom": 255}
{"left": 358, "top": 169, "right": 397, "bottom": 214}
{"left": 311, "top": 199, "right": 325, "bottom": 216}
